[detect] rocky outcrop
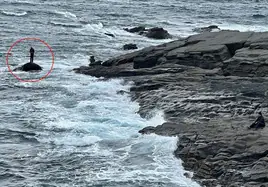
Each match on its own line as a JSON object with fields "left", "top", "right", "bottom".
{"left": 124, "top": 26, "right": 172, "bottom": 39}
{"left": 14, "top": 62, "right": 42, "bottom": 71}
{"left": 222, "top": 32, "right": 268, "bottom": 77}
{"left": 77, "top": 30, "right": 268, "bottom": 77}
{"left": 144, "top": 27, "right": 172, "bottom": 39}
{"left": 74, "top": 31, "right": 268, "bottom": 187}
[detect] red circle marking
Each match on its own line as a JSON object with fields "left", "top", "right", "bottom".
{"left": 6, "top": 37, "right": 54, "bottom": 82}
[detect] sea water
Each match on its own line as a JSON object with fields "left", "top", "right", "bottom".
{"left": 0, "top": 0, "right": 267, "bottom": 186}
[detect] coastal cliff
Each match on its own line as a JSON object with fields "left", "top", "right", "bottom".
{"left": 74, "top": 31, "right": 268, "bottom": 187}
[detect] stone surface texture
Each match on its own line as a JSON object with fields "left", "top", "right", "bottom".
{"left": 74, "top": 31, "right": 268, "bottom": 187}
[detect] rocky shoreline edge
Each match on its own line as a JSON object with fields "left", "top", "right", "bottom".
{"left": 74, "top": 31, "right": 268, "bottom": 187}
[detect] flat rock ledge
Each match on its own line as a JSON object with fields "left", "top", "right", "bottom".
{"left": 74, "top": 31, "right": 268, "bottom": 187}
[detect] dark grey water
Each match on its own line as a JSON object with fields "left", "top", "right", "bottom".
{"left": 0, "top": 0, "right": 267, "bottom": 186}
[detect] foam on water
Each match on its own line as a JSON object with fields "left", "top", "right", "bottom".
{"left": 0, "top": 54, "right": 200, "bottom": 186}
{"left": 1, "top": 10, "right": 27, "bottom": 16}
{"left": 220, "top": 22, "right": 268, "bottom": 32}
{"left": 2, "top": 0, "right": 268, "bottom": 186}
{"left": 54, "top": 10, "right": 77, "bottom": 20}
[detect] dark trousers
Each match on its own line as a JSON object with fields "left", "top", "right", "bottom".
{"left": 30, "top": 54, "right": 34, "bottom": 63}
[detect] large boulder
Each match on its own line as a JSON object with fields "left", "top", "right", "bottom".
{"left": 145, "top": 27, "right": 172, "bottom": 39}
{"left": 14, "top": 62, "right": 42, "bottom": 72}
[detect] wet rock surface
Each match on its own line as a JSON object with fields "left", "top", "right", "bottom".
{"left": 74, "top": 31, "right": 268, "bottom": 187}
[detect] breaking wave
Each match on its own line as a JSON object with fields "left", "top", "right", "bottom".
{"left": 1, "top": 10, "right": 27, "bottom": 16}
{"left": 54, "top": 10, "right": 77, "bottom": 19}
{"left": 49, "top": 21, "right": 82, "bottom": 28}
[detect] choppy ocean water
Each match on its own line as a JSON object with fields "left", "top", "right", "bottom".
{"left": 0, "top": 0, "right": 268, "bottom": 186}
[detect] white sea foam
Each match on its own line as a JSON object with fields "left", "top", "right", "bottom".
{"left": 54, "top": 10, "right": 77, "bottom": 19}
{"left": 220, "top": 22, "right": 268, "bottom": 32}
{"left": 10, "top": 57, "right": 199, "bottom": 186}
{"left": 8, "top": 0, "right": 34, "bottom": 5}
{"left": 146, "top": 110, "right": 166, "bottom": 126}
{"left": 50, "top": 21, "right": 81, "bottom": 28}
{"left": 74, "top": 22, "right": 104, "bottom": 35}
{"left": 1, "top": 10, "right": 27, "bottom": 16}
{"left": 28, "top": 60, "right": 199, "bottom": 186}
{"left": 1, "top": 0, "right": 267, "bottom": 186}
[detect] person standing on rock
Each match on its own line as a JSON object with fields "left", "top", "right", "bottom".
{"left": 88, "top": 55, "right": 102, "bottom": 66}
{"left": 13, "top": 47, "right": 42, "bottom": 71}
{"left": 30, "top": 47, "right": 35, "bottom": 63}
{"left": 89, "top": 56, "right": 95, "bottom": 65}
{"left": 249, "top": 112, "right": 265, "bottom": 129}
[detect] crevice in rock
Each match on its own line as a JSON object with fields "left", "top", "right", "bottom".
{"left": 225, "top": 42, "right": 245, "bottom": 56}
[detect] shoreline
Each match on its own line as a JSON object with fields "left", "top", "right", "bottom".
{"left": 74, "top": 31, "right": 268, "bottom": 187}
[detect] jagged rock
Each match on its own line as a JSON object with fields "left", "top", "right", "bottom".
{"left": 124, "top": 26, "right": 171, "bottom": 39}
{"left": 123, "top": 43, "right": 138, "bottom": 50}
{"left": 14, "top": 62, "right": 42, "bottom": 72}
